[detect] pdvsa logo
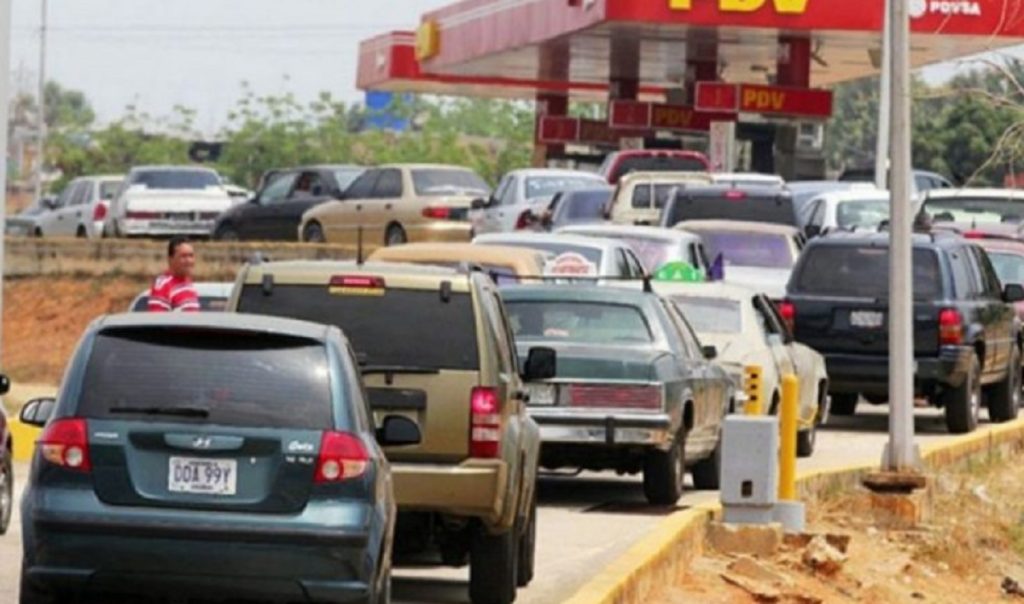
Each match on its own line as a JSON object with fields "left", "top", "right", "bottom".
{"left": 669, "top": 0, "right": 810, "bottom": 14}
{"left": 910, "top": 0, "right": 982, "bottom": 18}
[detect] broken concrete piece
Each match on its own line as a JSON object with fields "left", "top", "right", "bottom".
{"left": 727, "top": 555, "right": 791, "bottom": 586}
{"left": 802, "top": 535, "right": 847, "bottom": 575}
{"left": 721, "top": 571, "right": 781, "bottom": 602}
{"left": 708, "top": 522, "right": 784, "bottom": 557}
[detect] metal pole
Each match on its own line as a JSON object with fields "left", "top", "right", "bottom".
{"left": 0, "top": 0, "right": 13, "bottom": 364}
{"left": 886, "top": 0, "right": 918, "bottom": 470}
{"left": 33, "top": 0, "right": 47, "bottom": 205}
{"left": 874, "top": 0, "right": 891, "bottom": 190}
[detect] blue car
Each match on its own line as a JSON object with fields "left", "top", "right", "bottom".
{"left": 18, "top": 312, "right": 419, "bottom": 603}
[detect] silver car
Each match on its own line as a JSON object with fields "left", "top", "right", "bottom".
{"left": 470, "top": 168, "right": 606, "bottom": 235}
{"left": 33, "top": 175, "right": 123, "bottom": 238}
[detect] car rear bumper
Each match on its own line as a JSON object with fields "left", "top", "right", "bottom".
{"left": 406, "top": 221, "right": 473, "bottom": 243}
{"left": 391, "top": 459, "right": 508, "bottom": 521}
{"left": 824, "top": 346, "right": 973, "bottom": 396}
{"left": 22, "top": 488, "right": 380, "bottom": 602}
{"left": 529, "top": 408, "right": 674, "bottom": 446}
{"left": 117, "top": 218, "right": 215, "bottom": 237}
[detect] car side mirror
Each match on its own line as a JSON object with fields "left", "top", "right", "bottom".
{"left": 702, "top": 345, "right": 718, "bottom": 360}
{"left": 41, "top": 197, "right": 57, "bottom": 210}
{"left": 20, "top": 397, "right": 56, "bottom": 428}
{"left": 1004, "top": 283, "right": 1024, "bottom": 303}
{"left": 522, "top": 346, "right": 557, "bottom": 381}
{"left": 471, "top": 197, "right": 488, "bottom": 211}
{"left": 804, "top": 224, "right": 821, "bottom": 239}
{"left": 376, "top": 415, "right": 421, "bottom": 447}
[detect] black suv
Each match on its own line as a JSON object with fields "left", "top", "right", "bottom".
{"left": 659, "top": 185, "right": 797, "bottom": 228}
{"left": 781, "top": 232, "right": 1024, "bottom": 434}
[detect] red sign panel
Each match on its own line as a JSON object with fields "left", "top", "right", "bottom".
{"left": 537, "top": 116, "right": 647, "bottom": 145}
{"left": 608, "top": 101, "right": 736, "bottom": 133}
{"left": 694, "top": 82, "right": 740, "bottom": 113}
{"left": 694, "top": 83, "right": 833, "bottom": 118}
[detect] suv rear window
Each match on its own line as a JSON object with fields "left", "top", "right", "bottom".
{"left": 131, "top": 170, "right": 220, "bottom": 190}
{"left": 792, "top": 246, "right": 943, "bottom": 299}
{"left": 238, "top": 285, "right": 480, "bottom": 371}
{"left": 664, "top": 192, "right": 795, "bottom": 226}
{"left": 78, "top": 329, "right": 333, "bottom": 429}
{"left": 506, "top": 301, "right": 653, "bottom": 343}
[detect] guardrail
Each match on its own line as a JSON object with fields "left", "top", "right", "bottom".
{"left": 3, "top": 237, "right": 355, "bottom": 281}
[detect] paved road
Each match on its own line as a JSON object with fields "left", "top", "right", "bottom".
{"left": 0, "top": 404, "right": 982, "bottom": 603}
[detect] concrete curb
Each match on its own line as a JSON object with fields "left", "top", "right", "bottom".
{"left": 561, "top": 417, "right": 1024, "bottom": 604}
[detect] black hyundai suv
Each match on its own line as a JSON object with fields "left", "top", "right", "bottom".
{"left": 781, "top": 232, "right": 1024, "bottom": 434}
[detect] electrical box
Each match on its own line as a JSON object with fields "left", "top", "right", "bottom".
{"left": 721, "top": 416, "right": 778, "bottom": 509}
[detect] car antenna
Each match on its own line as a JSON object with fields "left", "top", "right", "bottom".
{"left": 356, "top": 226, "right": 364, "bottom": 266}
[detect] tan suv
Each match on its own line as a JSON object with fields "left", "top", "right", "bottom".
{"left": 228, "top": 260, "right": 553, "bottom": 604}
{"left": 607, "top": 171, "right": 712, "bottom": 226}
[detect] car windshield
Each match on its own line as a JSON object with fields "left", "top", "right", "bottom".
{"left": 697, "top": 231, "right": 794, "bottom": 269}
{"left": 670, "top": 296, "right": 743, "bottom": 334}
{"left": 988, "top": 252, "right": 1024, "bottom": 285}
{"left": 238, "top": 284, "right": 479, "bottom": 370}
{"left": 506, "top": 301, "right": 653, "bottom": 343}
{"left": 77, "top": 329, "right": 333, "bottom": 429}
{"left": 554, "top": 191, "right": 612, "bottom": 226}
{"left": 836, "top": 199, "right": 890, "bottom": 230}
{"left": 412, "top": 169, "right": 489, "bottom": 196}
{"left": 792, "top": 246, "right": 942, "bottom": 299}
{"left": 131, "top": 170, "right": 220, "bottom": 190}
{"left": 525, "top": 175, "right": 602, "bottom": 200}
{"left": 99, "top": 181, "right": 121, "bottom": 200}
{"left": 333, "top": 169, "right": 364, "bottom": 193}
{"left": 924, "top": 197, "right": 1024, "bottom": 225}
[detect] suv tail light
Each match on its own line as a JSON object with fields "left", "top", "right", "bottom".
{"left": 421, "top": 206, "right": 452, "bottom": 220}
{"left": 39, "top": 418, "right": 91, "bottom": 472}
{"left": 779, "top": 300, "right": 796, "bottom": 333}
{"left": 939, "top": 308, "right": 963, "bottom": 346}
{"left": 470, "top": 387, "right": 501, "bottom": 458}
{"left": 92, "top": 201, "right": 108, "bottom": 221}
{"left": 315, "top": 431, "right": 369, "bottom": 483}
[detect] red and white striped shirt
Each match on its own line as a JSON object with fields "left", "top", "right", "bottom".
{"left": 148, "top": 273, "right": 199, "bottom": 312}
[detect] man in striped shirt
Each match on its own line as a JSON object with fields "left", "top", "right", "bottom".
{"left": 148, "top": 236, "right": 200, "bottom": 312}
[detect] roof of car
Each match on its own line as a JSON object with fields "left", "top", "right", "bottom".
{"left": 806, "top": 189, "right": 892, "bottom": 204}
{"left": 473, "top": 232, "right": 625, "bottom": 251}
{"left": 506, "top": 168, "right": 604, "bottom": 179}
{"left": 924, "top": 188, "right": 1024, "bottom": 200}
{"left": 239, "top": 260, "right": 476, "bottom": 291}
{"left": 367, "top": 243, "right": 548, "bottom": 274}
{"left": 675, "top": 184, "right": 789, "bottom": 197}
{"left": 674, "top": 219, "right": 801, "bottom": 236}
{"left": 94, "top": 311, "right": 333, "bottom": 341}
{"left": 617, "top": 171, "right": 714, "bottom": 185}
{"left": 710, "top": 173, "right": 786, "bottom": 185}
{"left": 378, "top": 163, "right": 479, "bottom": 171}
{"left": 130, "top": 165, "right": 219, "bottom": 173}
{"left": 558, "top": 224, "right": 703, "bottom": 243}
{"left": 609, "top": 149, "right": 705, "bottom": 158}
{"left": 811, "top": 230, "right": 963, "bottom": 248}
{"left": 652, "top": 280, "right": 761, "bottom": 302}
{"left": 499, "top": 283, "right": 654, "bottom": 305}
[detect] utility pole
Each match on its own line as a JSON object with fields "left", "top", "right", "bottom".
{"left": 33, "top": 0, "right": 47, "bottom": 204}
{"left": 874, "top": 1, "right": 891, "bottom": 190}
{"left": 0, "top": 0, "right": 13, "bottom": 364}
{"left": 885, "top": 0, "right": 919, "bottom": 471}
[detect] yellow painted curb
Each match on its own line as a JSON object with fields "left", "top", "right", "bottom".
{"left": 9, "top": 417, "right": 41, "bottom": 462}
{"left": 562, "top": 417, "right": 1024, "bottom": 604}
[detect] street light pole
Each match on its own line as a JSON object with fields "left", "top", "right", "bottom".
{"left": 886, "top": 0, "right": 919, "bottom": 470}
{"left": 33, "top": 0, "right": 48, "bottom": 205}
{"left": 0, "top": 0, "right": 13, "bottom": 364}
{"left": 874, "top": 0, "right": 891, "bottom": 190}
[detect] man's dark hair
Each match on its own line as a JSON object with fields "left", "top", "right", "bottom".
{"left": 168, "top": 236, "right": 190, "bottom": 258}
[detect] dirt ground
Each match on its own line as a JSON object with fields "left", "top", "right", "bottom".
{"left": 667, "top": 450, "right": 1024, "bottom": 603}
{"left": 2, "top": 275, "right": 148, "bottom": 384}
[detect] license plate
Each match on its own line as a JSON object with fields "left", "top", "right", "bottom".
{"left": 529, "top": 384, "right": 557, "bottom": 406}
{"left": 850, "top": 310, "right": 884, "bottom": 329}
{"left": 168, "top": 457, "right": 237, "bottom": 496}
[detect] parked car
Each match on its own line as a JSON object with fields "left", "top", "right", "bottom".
{"left": 922, "top": 188, "right": 1024, "bottom": 225}
{"left": 605, "top": 171, "right": 714, "bottom": 226}
{"left": 656, "top": 281, "right": 828, "bottom": 456}
{"left": 801, "top": 190, "right": 891, "bottom": 238}
{"left": 128, "top": 282, "right": 234, "bottom": 312}
{"left": 473, "top": 232, "right": 648, "bottom": 279}
{"left": 470, "top": 168, "right": 605, "bottom": 235}
{"left": 539, "top": 187, "right": 613, "bottom": 231}
{"left": 786, "top": 180, "right": 878, "bottom": 227}
{"left": 677, "top": 220, "right": 804, "bottom": 300}
{"left": 5, "top": 200, "right": 48, "bottom": 237}
{"left": 368, "top": 242, "right": 549, "bottom": 286}
{"left": 229, "top": 261, "right": 551, "bottom": 603}
{"left": 783, "top": 232, "right": 1024, "bottom": 433}
{"left": 660, "top": 185, "right": 797, "bottom": 228}
{"left": 839, "top": 166, "right": 953, "bottom": 192}
{"left": 558, "top": 224, "right": 710, "bottom": 275}
{"left": 18, "top": 312, "right": 420, "bottom": 603}
{"left": 213, "top": 165, "right": 364, "bottom": 241}
{"left": 104, "top": 166, "right": 234, "bottom": 238}
{"left": 710, "top": 173, "right": 785, "bottom": 188}
{"left": 501, "top": 284, "right": 735, "bottom": 497}
{"left": 300, "top": 164, "right": 490, "bottom": 252}
{"left": 32, "top": 175, "right": 123, "bottom": 238}
{"left": 598, "top": 149, "right": 710, "bottom": 185}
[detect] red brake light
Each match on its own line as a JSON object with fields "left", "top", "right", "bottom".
{"left": 779, "top": 301, "right": 796, "bottom": 333}
{"left": 92, "top": 201, "right": 108, "bottom": 221}
{"left": 724, "top": 190, "right": 746, "bottom": 201}
{"left": 315, "top": 431, "right": 369, "bottom": 483}
{"left": 470, "top": 387, "right": 501, "bottom": 458}
{"left": 421, "top": 206, "right": 452, "bottom": 220}
{"left": 939, "top": 308, "right": 963, "bottom": 346}
{"left": 39, "top": 418, "right": 91, "bottom": 472}
{"left": 126, "top": 211, "right": 161, "bottom": 219}
{"left": 962, "top": 231, "right": 986, "bottom": 239}
{"left": 567, "top": 385, "right": 662, "bottom": 409}
{"left": 329, "top": 275, "right": 385, "bottom": 289}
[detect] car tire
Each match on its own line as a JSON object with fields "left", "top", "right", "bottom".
{"left": 302, "top": 221, "right": 326, "bottom": 244}
{"left": 0, "top": 452, "right": 12, "bottom": 535}
{"left": 32, "top": 227, "right": 42, "bottom": 238}
{"left": 944, "top": 355, "right": 981, "bottom": 434}
{"left": 986, "top": 346, "right": 1020, "bottom": 423}
{"left": 516, "top": 494, "right": 537, "bottom": 588}
{"left": 469, "top": 525, "right": 518, "bottom": 604}
{"left": 690, "top": 436, "right": 721, "bottom": 490}
{"left": 214, "top": 225, "right": 240, "bottom": 241}
{"left": 385, "top": 224, "right": 407, "bottom": 247}
{"left": 643, "top": 431, "right": 686, "bottom": 505}
{"left": 75, "top": 226, "right": 87, "bottom": 238}
{"left": 830, "top": 393, "right": 859, "bottom": 416}
{"left": 796, "top": 425, "right": 816, "bottom": 458}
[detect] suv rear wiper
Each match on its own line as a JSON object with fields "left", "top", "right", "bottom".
{"left": 108, "top": 406, "right": 210, "bottom": 418}
{"left": 361, "top": 365, "right": 441, "bottom": 375}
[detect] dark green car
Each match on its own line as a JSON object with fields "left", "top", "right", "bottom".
{"left": 500, "top": 285, "right": 736, "bottom": 503}
{"left": 19, "top": 313, "right": 419, "bottom": 603}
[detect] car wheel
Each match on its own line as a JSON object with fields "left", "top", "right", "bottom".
{"left": 796, "top": 425, "right": 816, "bottom": 458}
{"left": 944, "top": 355, "right": 981, "bottom": 434}
{"left": 214, "top": 225, "right": 240, "bottom": 242}
{"left": 0, "top": 452, "right": 12, "bottom": 535}
{"left": 516, "top": 493, "right": 537, "bottom": 588}
{"left": 385, "top": 224, "right": 407, "bottom": 247}
{"left": 75, "top": 226, "right": 87, "bottom": 238}
{"left": 32, "top": 227, "right": 42, "bottom": 238}
{"left": 643, "top": 430, "right": 686, "bottom": 505}
{"left": 831, "top": 393, "right": 859, "bottom": 416}
{"left": 691, "top": 438, "right": 721, "bottom": 490}
{"left": 302, "top": 222, "right": 326, "bottom": 244}
{"left": 986, "top": 346, "right": 1020, "bottom": 423}
{"left": 469, "top": 525, "right": 518, "bottom": 604}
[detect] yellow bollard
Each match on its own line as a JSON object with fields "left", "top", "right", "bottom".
{"left": 778, "top": 373, "right": 799, "bottom": 501}
{"left": 743, "top": 365, "right": 763, "bottom": 415}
